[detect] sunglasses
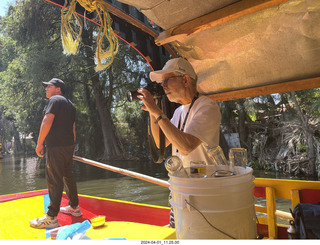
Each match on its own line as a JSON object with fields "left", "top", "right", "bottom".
{"left": 161, "top": 75, "right": 185, "bottom": 86}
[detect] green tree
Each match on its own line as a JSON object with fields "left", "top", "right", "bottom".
{"left": 0, "top": 0, "right": 155, "bottom": 160}
{"left": 0, "top": 0, "right": 69, "bottom": 153}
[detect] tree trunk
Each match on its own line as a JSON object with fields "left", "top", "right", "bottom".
{"left": 290, "top": 91, "right": 316, "bottom": 176}
{"left": 91, "top": 73, "right": 123, "bottom": 160}
{"left": 12, "top": 124, "right": 23, "bottom": 153}
{"left": 237, "top": 100, "right": 248, "bottom": 148}
{"left": 82, "top": 24, "right": 123, "bottom": 160}
{"left": 83, "top": 83, "right": 104, "bottom": 157}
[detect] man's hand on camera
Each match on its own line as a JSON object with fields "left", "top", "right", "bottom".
{"left": 137, "top": 88, "right": 162, "bottom": 118}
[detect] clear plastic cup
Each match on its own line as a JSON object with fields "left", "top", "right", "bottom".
{"left": 229, "top": 148, "right": 247, "bottom": 173}
{"left": 207, "top": 145, "right": 228, "bottom": 165}
{"left": 189, "top": 161, "right": 207, "bottom": 178}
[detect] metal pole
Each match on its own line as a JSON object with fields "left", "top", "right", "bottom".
{"left": 73, "top": 155, "right": 170, "bottom": 188}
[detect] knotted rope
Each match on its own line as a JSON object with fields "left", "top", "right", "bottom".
{"left": 61, "top": 0, "right": 119, "bottom": 71}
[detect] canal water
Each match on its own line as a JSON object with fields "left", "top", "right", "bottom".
{"left": 0, "top": 154, "right": 316, "bottom": 225}
{"left": 0, "top": 154, "right": 170, "bottom": 206}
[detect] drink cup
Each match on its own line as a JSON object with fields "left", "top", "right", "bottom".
{"left": 190, "top": 161, "right": 207, "bottom": 178}
{"left": 229, "top": 148, "right": 247, "bottom": 172}
{"left": 207, "top": 145, "right": 228, "bottom": 166}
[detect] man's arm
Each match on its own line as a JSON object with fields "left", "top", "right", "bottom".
{"left": 138, "top": 88, "right": 201, "bottom": 155}
{"left": 149, "top": 112, "right": 171, "bottom": 148}
{"left": 35, "top": 113, "right": 55, "bottom": 157}
{"left": 157, "top": 116, "right": 201, "bottom": 156}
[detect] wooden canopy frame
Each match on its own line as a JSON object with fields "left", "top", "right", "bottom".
{"left": 101, "top": 0, "right": 319, "bottom": 101}
{"left": 207, "top": 77, "right": 320, "bottom": 102}
{"left": 155, "top": 0, "right": 289, "bottom": 46}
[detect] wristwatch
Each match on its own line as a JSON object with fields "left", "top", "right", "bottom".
{"left": 156, "top": 113, "right": 168, "bottom": 123}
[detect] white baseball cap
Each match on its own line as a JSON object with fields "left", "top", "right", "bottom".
{"left": 149, "top": 58, "right": 197, "bottom": 83}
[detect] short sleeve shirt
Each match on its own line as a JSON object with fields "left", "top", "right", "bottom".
{"left": 170, "top": 95, "right": 221, "bottom": 168}
{"left": 43, "top": 95, "right": 76, "bottom": 147}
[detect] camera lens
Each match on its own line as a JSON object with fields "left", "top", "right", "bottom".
{"left": 127, "top": 90, "right": 139, "bottom": 102}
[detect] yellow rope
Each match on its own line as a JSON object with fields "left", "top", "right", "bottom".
{"left": 61, "top": 0, "right": 83, "bottom": 55}
{"left": 77, "top": 0, "right": 96, "bottom": 12}
{"left": 93, "top": 1, "right": 119, "bottom": 72}
{"left": 61, "top": 0, "right": 119, "bottom": 71}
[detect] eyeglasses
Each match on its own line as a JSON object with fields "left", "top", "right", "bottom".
{"left": 161, "top": 75, "right": 184, "bottom": 86}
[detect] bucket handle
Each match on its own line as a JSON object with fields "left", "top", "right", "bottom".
{"left": 184, "top": 195, "right": 191, "bottom": 211}
{"left": 178, "top": 194, "right": 190, "bottom": 210}
{"left": 171, "top": 193, "right": 192, "bottom": 210}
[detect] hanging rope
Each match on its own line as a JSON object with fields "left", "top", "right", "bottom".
{"left": 61, "top": 0, "right": 119, "bottom": 71}
{"left": 93, "top": 1, "right": 119, "bottom": 71}
{"left": 61, "top": 0, "right": 83, "bottom": 55}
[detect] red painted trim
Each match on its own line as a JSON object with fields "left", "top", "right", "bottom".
{"left": 257, "top": 224, "right": 288, "bottom": 239}
{"left": 43, "top": 0, "right": 154, "bottom": 71}
{"left": 0, "top": 190, "right": 169, "bottom": 226}
{"left": 75, "top": 194, "right": 170, "bottom": 226}
{"left": 0, "top": 189, "right": 48, "bottom": 203}
{"left": 254, "top": 186, "right": 266, "bottom": 198}
{"left": 299, "top": 189, "right": 320, "bottom": 204}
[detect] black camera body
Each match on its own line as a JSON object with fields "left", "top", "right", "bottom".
{"left": 127, "top": 82, "right": 165, "bottom": 102}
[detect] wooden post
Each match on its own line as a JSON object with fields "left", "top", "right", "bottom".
{"left": 266, "top": 187, "right": 277, "bottom": 239}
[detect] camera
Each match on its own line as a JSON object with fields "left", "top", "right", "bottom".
{"left": 127, "top": 82, "right": 165, "bottom": 102}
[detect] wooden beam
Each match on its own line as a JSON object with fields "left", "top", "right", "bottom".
{"left": 155, "top": 0, "right": 288, "bottom": 46}
{"left": 100, "top": 1, "right": 177, "bottom": 58}
{"left": 207, "top": 77, "right": 320, "bottom": 102}
{"left": 254, "top": 178, "right": 320, "bottom": 200}
{"left": 73, "top": 156, "right": 170, "bottom": 188}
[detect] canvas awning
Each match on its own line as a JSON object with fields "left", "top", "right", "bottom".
{"left": 115, "top": 0, "right": 320, "bottom": 101}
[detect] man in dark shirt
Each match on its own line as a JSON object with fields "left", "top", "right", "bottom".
{"left": 30, "top": 78, "right": 81, "bottom": 229}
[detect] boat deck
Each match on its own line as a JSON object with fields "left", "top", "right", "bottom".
{"left": 0, "top": 190, "right": 175, "bottom": 240}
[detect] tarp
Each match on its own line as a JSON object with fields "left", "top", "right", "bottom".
{"left": 117, "top": 0, "right": 320, "bottom": 95}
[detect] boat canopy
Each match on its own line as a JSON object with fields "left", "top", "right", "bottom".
{"left": 115, "top": 0, "right": 320, "bottom": 101}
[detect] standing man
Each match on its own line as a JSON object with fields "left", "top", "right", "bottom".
{"left": 138, "top": 58, "right": 221, "bottom": 228}
{"left": 30, "top": 78, "right": 82, "bottom": 229}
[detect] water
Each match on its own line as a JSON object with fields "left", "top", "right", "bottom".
{"left": 0, "top": 154, "right": 170, "bottom": 207}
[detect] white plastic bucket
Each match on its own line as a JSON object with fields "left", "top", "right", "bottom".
{"left": 168, "top": 166, "right": 257, "bottom": 239}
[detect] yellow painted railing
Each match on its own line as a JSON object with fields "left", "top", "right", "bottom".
{"left": 253, "top": 178, "right": 320, "bottom": 239}
{"left": 74, "top": 156, "right": 320, "bottom": 239}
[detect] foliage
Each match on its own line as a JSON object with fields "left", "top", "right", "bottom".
{"left": 220, "top": 89, "right": 320, "bottom": 176}
{"left": 0, "top": 0, "right": 154, "bottom": 158}
{"left": 297, "top": 142, "right": 308, "bottom": 152}
{"left": 110, "top": 42, "right": 152, "bottom": 158}
{"left": 247, "top": 160, "right": 260, "bottom": 169}
{"left": 0, "top": 0, "right": 67, "bottom": 144}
